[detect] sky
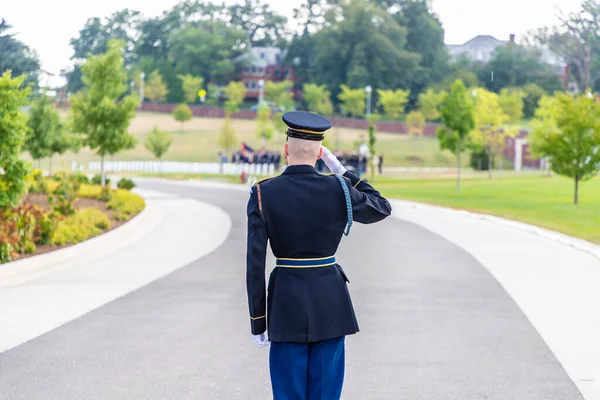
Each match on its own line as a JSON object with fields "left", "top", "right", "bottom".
{"left": 2, "top": 0, "right": 584, "bottom": 87}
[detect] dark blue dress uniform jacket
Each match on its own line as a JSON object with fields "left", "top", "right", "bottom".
{"left": 246, "top": 164, "right": 392, "bottom": 343}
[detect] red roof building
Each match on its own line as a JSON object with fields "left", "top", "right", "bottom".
{"left": 238, "top": 47, "right": 298, "bottom": 100}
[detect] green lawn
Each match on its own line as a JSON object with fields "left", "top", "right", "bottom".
{"left": 43, "top": 112, "right": 472, "bottom": 169}
{"left": 376, "top": 175, "right": 600, "bottom": 244}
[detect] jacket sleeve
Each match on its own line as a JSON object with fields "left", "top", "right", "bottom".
{"left": 246, "top": 187, "right": 268, "bottom": 335}
{"left": 343, "top": 171, "right": 392, "bottom": 224}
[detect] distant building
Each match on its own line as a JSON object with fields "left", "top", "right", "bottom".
{"left": 447, "top": 34, "right": 511, "bottom": 63}
{"left": 237, "top": 47, "right": 298, "bottom": 100}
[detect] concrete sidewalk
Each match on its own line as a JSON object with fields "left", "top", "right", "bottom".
{"left": 391, "top": 199, "right": 600, "bottom": 400}
{"left": 0, "top": 188, "right": 231, "bottom": 354}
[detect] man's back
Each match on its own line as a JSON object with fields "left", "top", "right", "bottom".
{"left": 259, "top": 165, "right": 348, "bottom": 259}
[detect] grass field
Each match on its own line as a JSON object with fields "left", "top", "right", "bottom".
{"left": 375, "top": 175, "right": 600, "bottom": 244}
{"left": 40, "top": 112, "right": 478, "bottom": 170}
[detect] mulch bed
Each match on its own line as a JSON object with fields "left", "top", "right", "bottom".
{"left": 16, "top": 193, "right": 129, "bottom": 259}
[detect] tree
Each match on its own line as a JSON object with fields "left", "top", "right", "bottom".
{"left": 312, "top": 0, "right": 420, "bottom": 105}
{"left": 218, "top": 82, "right": 246, "bottom": 158}
{"left": 406, "top": 111, "right": 425, "bottom": 137}
{"left": 25, "top": 94, "right": 59, "bottom": 165}
{"left": 173, "top": 104, "right": 193, "bottom": 132}
{"left": 387, "top": 0, "right": 450, "bottom": 106}
{"left": 222, "top": 82, "right": 247, "bottom": 114}
{"left": 66, "top": 10, "right": 141, "bottom": 93}
{"left": 264, "top": 80, "right": 295, "bottom": 134}
{"left": 302, "top": 83, "right": 333, "bottom": 115}
{"left": 437, "top": 80, "right": 475, "bottom": 194}
{"left": 265, "top": 80, "right": 295, "bottom": 111}
{"left": 480, "top": 45, "right": 562, "bottom": 93}
{"left": 218, "top": 115, "right": 238, "bottom": 160}
{"left": 338, "top": 85, "right": 366, "bottom": 117}
{"left": 377, "top": 89, "right": 410, "bottom": 119}
{"left": 498, "top": 88, "right": 525, "bottom": 125}
{"left": 368, "top": 122, "right": 377, "bottom": 181}
{"left": 256, "top": 103, "right": 274, "bottom": 141}
{"left": 69, "top": 40, "right": 139, "bottom": 186}
{"left": 522, "top": 83, "right": 547, "bottom": 119}
{"left": 146, "top": 70, "right": 168, "bottom": 103}
{"left": 206, "top": 84, "right": 221, "bottom": 106}
{"left": 527, "top": 0, "right": 600, "bottom": 93}
{"left": 228, "top": 0, "right": 289, "bottom": 46}
{"left": 418, "top": 88, "right": 446, "bottom": 121}
{"left": 0, "top": 20, "right": 41, "bottom": 88}
{"left": 0, "top": 71, "right": 30, "bottom": 208}
{"left": 145, "top": 125, "right": 172, "bottom": 160}
{"left": 470, "top": 88, "right": 511, "bottom": 178}
{"left": 168, "top": 22, "right": 249, "bottom": 86}
{"left": 178, "top": 74, "right": 204, "bottom": 104}
{"left": 531, "top": 92, "right": 600, "bottom": 205}
{"left": 27, "top": 94, "right": 75, "bottom": 175}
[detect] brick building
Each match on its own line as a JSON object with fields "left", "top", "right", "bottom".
{"left": 237, "top": 47, "right": 298, "bottom": 100}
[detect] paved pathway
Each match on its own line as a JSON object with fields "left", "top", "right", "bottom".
{"left": 0, "top": 180, "right": 587, "bottom": 399}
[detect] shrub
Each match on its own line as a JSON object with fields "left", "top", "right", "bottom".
{"left": 28, "top": 169, "right": 48, "bottom": 195}
{"left": 70, "top": 172, "right": 91, "bottom": 185}
{"left": 51, "top": 208, "right": 111, "bottom": 246}
{"left": 117, "top": 178, "right": 136, "bottom": 191}
{"left": 48, "top": 174, "right": 77, "bottom": 216}
{"left": 107, "top": 190, "right": 145, "bottom": 221}
{"left": 78, "top": 184, "right": 103, "bottom": 200}
{"left": 0, "top": 204, "right": 55, "bottom": 263}
{"left": 92, "top": 174, "right": 111, "bottom": 186}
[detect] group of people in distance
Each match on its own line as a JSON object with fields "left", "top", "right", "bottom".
{"left": 223, "top": 140, "right": 383, "bottom": 177}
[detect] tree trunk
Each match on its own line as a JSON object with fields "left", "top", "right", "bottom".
{"left": 181, "top": 122, "right": 184, "bottom": 133}
{"left": 574, "top": 176, "right": 579, "bottom": 205}
{"left": 456, "top": 151, "right": 461, "bottom": 194}
{"left": 101, "top": 154, "right": 106, "bottom": 186}
{"left": 49, "top": 157, "right": 52, "bottom": 177}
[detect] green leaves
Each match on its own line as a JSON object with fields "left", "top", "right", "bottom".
{"left": 146, "top": 70, "right": 169, "bottom": 103}
{"left": 0, "top": 70, "right": 31, "bottom": 207}
{"left": 302, "top": 83, "right": 333, "bottom": 116}
{"left": 338, "top": 85, "right": 366, "bottom": 117}
{"left": 438, "top": 79, "right": 475, "bottom": 154}
{"left": 531, "top": 92, "right": 600, "bottom": 198}
{"left": 377, "top": 89, "right": 410, "bottom": 119}
{"left": 145, "top": 125, "right": 172, "bottom": 160}
{"left": 222, "top": 82, "right": 246, "bottom": 114}
{"left": 68, "top": 39, "right": 139, "bottom": 160}
{"left": 178, "top": 74, "right": 204, "bottom": 104}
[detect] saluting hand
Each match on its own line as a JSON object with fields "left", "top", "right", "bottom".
{"left": 321, "top": 146, "right": 347, "bottom": 175}
{"left": 252, "top": 333, "right": 270, "bottom": 348}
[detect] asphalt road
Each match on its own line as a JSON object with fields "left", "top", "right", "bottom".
{"left": 0, "top": 181, "right": 584, "bottom": 400}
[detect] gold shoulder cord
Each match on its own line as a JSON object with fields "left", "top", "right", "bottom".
{"left": 256, "top": 184, "right": 266, "bottom": 223}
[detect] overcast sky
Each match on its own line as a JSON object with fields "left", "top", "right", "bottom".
{"left": 2, "top": 0, "right": 583, "bottom": 87}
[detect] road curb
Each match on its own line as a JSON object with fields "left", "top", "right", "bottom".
{"left": 0, "top": 189, "right": 165, "bottom": 287}
{"left": 390, "top": 199, "right": 600, "bottom": 261}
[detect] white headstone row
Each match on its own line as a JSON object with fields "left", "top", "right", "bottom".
{"left": 82, "top": 161, "right": 275, "bottom": 176}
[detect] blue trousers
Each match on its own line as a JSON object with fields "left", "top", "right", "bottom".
{"left": 269, "top": 337, "right": 345, "bottom": 400}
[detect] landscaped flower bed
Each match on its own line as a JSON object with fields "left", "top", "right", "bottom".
{"left": 0, "top": 171, "right": 145, "bottom": 264}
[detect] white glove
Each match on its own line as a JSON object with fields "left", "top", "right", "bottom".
{"left": 321, "top": 146, "right": 347, "bottom": 175}
{"left": 252, "top": 333, "right": 270, "bottom": 348}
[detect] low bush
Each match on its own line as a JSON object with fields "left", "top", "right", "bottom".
{"left": 0, "top": 204, "right": 55, "bottom": 263}
{"left": 91, "top": 174, "right": 111, "bottom": 186}
{"left": 28, "top": 169, "right": 48, "bottom": 195}
{"left": 117, "top": 178, "right": 136, "bottom": 191}
{"left": 51, "top": 208, "right": 111, "bottom": 246}
{"left": 70, "top": 172, "right": 91, "bottom": 185}
{"left": 78, "top": 184, "right": 103, "bottom": 200}
{"left": 47, "top": 174, "right": 77, "bottom": 216}
{"left": 107, "top": 190, "right": 145, "bottom": 221}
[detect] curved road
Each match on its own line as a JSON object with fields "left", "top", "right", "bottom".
{"left": 0, "top": 181, "right": 583, "bottom": 399}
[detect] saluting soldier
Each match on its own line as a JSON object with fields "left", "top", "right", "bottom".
{"left": 246, "top": 111, "right": 392, "bottom": 400}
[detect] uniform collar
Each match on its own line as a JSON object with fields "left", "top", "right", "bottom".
{"left": 282, "top": 164, "right": 317, "bottom": 174}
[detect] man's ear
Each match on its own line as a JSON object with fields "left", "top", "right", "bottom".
{"left": 318, "top": 147, "right": 323, "bottom": 159}
{"left": 284, "top": 143, "right": 289, "bottom": 157}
